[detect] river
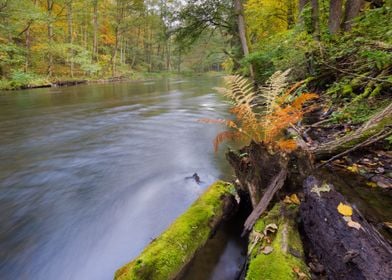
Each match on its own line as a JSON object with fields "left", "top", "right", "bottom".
{"left": 0, "top": 76, "right": 244, "bottom": 280}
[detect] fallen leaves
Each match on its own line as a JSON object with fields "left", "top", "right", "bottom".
{"left": 337, "top": 202, "right": 353, "bottom": 216}
{"left": 261, "top": 246, "right": 273, "bottom": 255}
{"left": 339, "top": 203, "right": 362, "bottom": 230}
{"left": 283, "top": 194, "right": 300, "bottom": 205}
{"left": 293, "top": 267, "right": 309, "bottom": 280}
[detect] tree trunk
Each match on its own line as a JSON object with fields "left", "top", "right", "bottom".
{"left": 301, "top": 176, "right": 392, "bottom": 279}
{"left": 311, "top": 0, "right": 320, "bottom": 40}
{"left": 314, "top": 103, "right": 392, "bottom": 160}
{"left": 286, "top": 0, "right": 295, "bottom": 28}
{"left": 92, "top": 0, "right": 99, "bottom": 62}
{"left": 67, "top": 0, "right": 74, "bottom": 78}
{"left": 299, "top": 0, "right": 310, "bottom": 24}
{"left": 342, "top": 0, "right": 364, "bottom": 31}
{"left": 47, "top": 0, "right": 54, "bottom": 77}
{"left": 234, "top": 0, "right": 254, "bottom": 78}
{"left": 328, "top": 0, "right": 343, "bottom": 34}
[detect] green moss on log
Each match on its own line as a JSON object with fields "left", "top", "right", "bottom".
{"left": 114, "top": 181, "right": 235, "bottom": 280}
{"left": 246, "top": 203, "right": 309, "bottom": 280}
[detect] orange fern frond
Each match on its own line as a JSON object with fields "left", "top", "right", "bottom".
{"left": 213, "top": 131, "right": 243, "bottom": 153}
{"left": 277, "top": 80, "right": 306, "bottom": 105}
{"left": 291, "top": 93, "right": 318, "bottom": 110}
{"left": 275, "top": 139, "right": 298, "bottom": 153}
{"left": 198, "top": 118, "right": 238, "bottom": 129}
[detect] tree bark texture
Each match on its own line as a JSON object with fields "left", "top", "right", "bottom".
{"left": 234, "top": 0, "right": 254, "bottom": 78}
{"left": 342, "top": 0, "right": 364, "bottom": 31}
{"left": 328, "top": 0, "right": 343, "bottom": 34}
{"left": 314, "top": 103, "right": 392, "bottom": 160}
{"left": 300, "top": 176, "right": 392, "bottom": 279}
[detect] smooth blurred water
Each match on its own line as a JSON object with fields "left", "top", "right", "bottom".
{"left": 0, "top": 76, "right": 240, "bottom": 280}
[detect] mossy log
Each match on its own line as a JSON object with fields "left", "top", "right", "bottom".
{"left": 114, "top": 181, "right": 237, "bottom": 280}
{"left": 300, "top": 176, "right": 392, "bottom": 279}
{"left": 314, "top": 103, "right": 392, "bottom": 160}
{"left": 245, "top": 202, "right": 309, "bottom": 280}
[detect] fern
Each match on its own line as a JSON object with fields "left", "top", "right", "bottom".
{"left": 259, "top": 69, "right": 291, "bottom": 115}
{"left": 204, "top": 70, "right": 318, "bottom": 153}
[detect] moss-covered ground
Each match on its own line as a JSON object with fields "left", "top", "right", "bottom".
{"left": 246, "top": 203, "right": 309, "bottom": 280}
{"left": 114, "top": 180, "right": 234, "bottom": 280}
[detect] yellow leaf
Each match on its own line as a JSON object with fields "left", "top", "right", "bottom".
{"left": 283, "top": 195, "right": 292, "bottom": 204}
{"left": 290, "top": 194, "right": 300, "bottom": 205}
{"left": 337, "top": 202, "right": 353, "bottom": 216}
{"left": 366, "top": 182, "right": 377, "bottom": 188}
{"left": 347, "top": 165, "right": 359, "bottom": 173}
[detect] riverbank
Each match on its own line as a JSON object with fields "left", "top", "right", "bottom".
{"left": 0, "top": 71, "right": 223, "bottom": 91}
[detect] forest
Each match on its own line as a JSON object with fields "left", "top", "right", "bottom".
{"left": 0, "top": 0, "right": 391, "bottom": 279}
{"left": 0, "top": 0, "right": 227, "bottom": 89}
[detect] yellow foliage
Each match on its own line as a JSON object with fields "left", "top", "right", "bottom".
{"left": 337, "top": 203, "right": 353, "bottom": 217}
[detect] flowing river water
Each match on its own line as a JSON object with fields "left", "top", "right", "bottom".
{"left": 0, "top": 76, "right": 245, "bottom": 280}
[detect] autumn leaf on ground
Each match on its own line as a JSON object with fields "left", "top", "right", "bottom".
{"left": 337, "top": 202, "right": 353, "bottom": 216}
{"left": 366, "top": 182, "right": 378, "bottom": 188}
{"left": 261, "top": 246, "right": 273, "bottom": 255}
{"left": 343, "top": 216, "right": 362, "bottom": 230}
{"left": 293, "top": 267, "right": 309, "bottom": 280}
{"left": 283, "top": 194, "right": 300, "bottom": 205}
{"left": 347, "top": 164, "right": 359, "bottom": 173}
{"left": 290, "top": 194, "right": 300, "bottom": 205}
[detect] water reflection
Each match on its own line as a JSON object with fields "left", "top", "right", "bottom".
{"left": 0, "top": 77, "right": 236, "bottom": 280}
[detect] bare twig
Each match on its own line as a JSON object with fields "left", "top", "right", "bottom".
{"left": 242, "top": 166, "right": 288, "bottom": 236}
{"left": 321, "top": 61, "right": 392, "bottom": 84}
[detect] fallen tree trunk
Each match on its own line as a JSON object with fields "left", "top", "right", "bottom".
{"left": 300, "top": 176, "right": 392, "bottom": 279}
{"left": 244, "top": 202, "right": 309, "bottom": 280}
{"left": 314, "top": 103, "right": 392, "bottom": 160}
{"left": 114, "top": 181, "right": 237, "bottom": 280}
{"left": 226, "top": 143, "right": 288, "bottom": 207}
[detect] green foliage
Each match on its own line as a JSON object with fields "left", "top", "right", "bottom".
{"left": 243, "top": 29, "right": 316, "bottom": 84}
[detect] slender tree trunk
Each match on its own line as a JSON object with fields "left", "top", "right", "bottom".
{"left": 311, "top": 0, "right": 320, "bottom": 40}
{"left": 299, "top": 0, "right": 310, "bottom": 23}
{"left": 112, "top": 27, "right": 119, "bottom": 77}
{"left": 328, "top": 0, "right": 343, "bottom": 34}
{"left": 92, "top": 0, "right": 98, "bottom": 61}
{"left": 67, "top": 0, "right": 74, "bottom": 78}
{"left": 25, "top": 27, "right": 31, "bottom": 72}
{"left": 286, "top": 0, "right": 295, "bottom": 28}
{"left": 234, "top": 0, "right": 254, "bottom": 78}
{"left": 47, "top": 0, "right": 54, "bottom": 77}
{"left": 342, "top": 0, "right": 364, "bottom": 31}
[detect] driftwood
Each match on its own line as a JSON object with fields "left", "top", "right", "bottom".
{"left": 314, "top": 103, "right": 392, "bottom": 160}
{"left": 300, "top": 176, "right": 392, "bottom": 279}
{"left": 242, "top": 167, "right": 288, "bottom": 236}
